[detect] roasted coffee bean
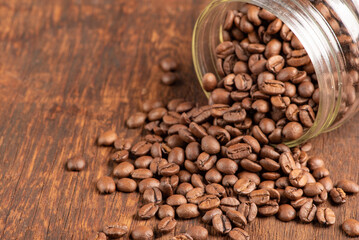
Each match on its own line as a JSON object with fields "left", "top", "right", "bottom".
{"left": 111, "top": 150, "right": 129, "bottom": 163}
{"left": 298, "top": 201, "right": 317, "bottom": 223}
{"left": 97, "top": 176, "right": 116, "bottom": 194}
{"left": 131, "top": 226, "right": 154, "bottom": 240}
{"left": 184, "top": 160, "right": 200, "bottom": 174}
{"left": 249, "top": 189, "right": 270, "bottom": 205}
{"left": 226, "top": 209, "right": 247, "bottom": 228}
{"left": 191, "top": 174, "right": 205, "bottom": 188}
{"left": 275, "top": 177, "right": 290, "bottom": 189}
{"left": 201, "top": 135, "right": 221, "bottom": 154}
{"left": 318, "top": 177, "right": 334, "bottom": 192}
{"left": 116, "top": 178, "right": 137, "bottom": 193}
{"left": 228, "top": 228, "right": 250, "bottom": 240}
{"left": 205, "top": 168, "right": 223, "bottom": 184}
{"left": 240, "top": 158, "right": 262, "bottom": 172}
{"left": 148, "top": 107, "right": 167, "bottom": 121}
{"left": 299, "top": 105, "right": 315, "bottom": 128}
{"left": 206, "top": 183, "right": 226, "bottom": 197}
{"left": 66, "top": 156, "right": 86, "bottom": 171}
{"left": 284, "top": 186, "right": 303, "bottom": 200}
{"left": 143, "top": 187, "right": 162, "bottom": 204}
{"left": 196, "top": 152, "right": 217, "bottom": 171}
{"left": 238, "top": 171, "right": 261, "bottom": 186}
{"left": 138, "top": 178, "right": 160, "bottom": 193}
{"left": 330, "top": 187, "right": 347, "bottom": 204}
{"left": 312, "top": 167, "right": 329, "bottom": 179}
{"left": 167, "top": 194, "right": 187, "bottom": 206}
{"left": 199, "top": 195, "right": 221, "bottom": 211}
{"left": 276, "top": 204, "right": 296, "bottom": 222}
{"left": 234, "top": 178, "right": 256, "bottom": 195}
{"left": 177, "top": 183, "right": 194, "bottom": 196}
{"left": 178, "top": 128, "right": 197, "bottom": 143}
{"left": 158, "top": 217, "right": 177, "bottom": 234}
{"left": 131, "top": 141, "right": 152, "bottom": 156}
{"left": 237, "top": 201, "right": 257, "bottom": 222}
{"left": 316, "top": 207, "right": 335, "bottom": 225}
{"left": 216, "top": 158, "right": 239, "bottom": 175}
{"left": 103, "top": 224, "right": 128, "bottom": 239}
{"left": 161, "top": 72, "right": 177, "bottom": 85}
{"left": 282, "top": 122, "right": 303, "bottom": 141}
{"left": 158, "top": 163, "right": 180, "bottom": 176}
{"left": 114, "top": 138, "right": 132, "bottom": 151}
{"left": 222, "top": 175, "right": 239, "bottom": 187}
{"left": 289, "top": 169, "right": 308, "bottom": 187}
{"left": 126, "top": 112, "right": 147, "bottom": 128}
{"left": 258, "top": 200, "right": 279, "bottom": 216}
{"left": 138, "top": 203, "right": 159, "bottom": 219}
{"left": 212, "top": 214, "right": 232, "bottom": 234}
{"left": 131, "top": 169, "right": 153, "bottom": 180}
{"left": 157, "top": 205, "right": 175, "bottom": 219}
{"left": 279, "top": 152, "right": 297, "bottom": 175}
{"left": 134, "top": 156, "right": 153, "bottom": 169}
{"left": 160, "top": 175, "right": 179, "bottom": 198}
{"left": 98, "top": 130, "right": 118, "bottom": 146}
{"left": 202, "top": 208, "right": 223, "bottom": 224}
{"left": 221, "top": 197, "right": 240, "bottom": 212}
{"left": 167, "top": 147, "right": 185, "bottom": 165}
{"left": 227, "top": 143, "right": 252, "bottom": 160}
{"left": 186, "top": 187, "right": 205, "bottom": 204}
{"left": 176, "top": 204, "right": 200, "bottom": 219}
{"left": 260, "top": 158, "right": 280, "bottom": 172}
{"left": 202, "top": 73, "right": 218, "bottom": 92}
{"left": 336, "top": 179, "right": 359, "bottom": 193}
{"left": 185, "top": 142, "right": 201, "bottom": 160}
{"left": 304, "top": 182, "right": 324, "bottom": 197}
{"left": 258, "top": 181, "right": 275, "bottom": 189}
{"left": 178, "top": 170, "right": 192, "bottom": 183}
{"left": 342, "top": 219, "right": 359, "bottom": 237}
{"left": 307, "top": 156, "right": 325, "bottom": 170}
{"left": 160, "top": 57, "right": 178, "bottom": 72}
{"left": 291, "top": 197, "right": 313, "bottom": 209}
{"left": 216, "top": 41, "right": 235, "bottom": 59}
{"left": 186, "top": 226, "right": 208, "bottom": 240}
{"left": 142, "top": 100, "right": 164, "bottom": 113}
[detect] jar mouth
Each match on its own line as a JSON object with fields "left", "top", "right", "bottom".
{"left": 192, "top": 0, "right": 345, "bottom": 147}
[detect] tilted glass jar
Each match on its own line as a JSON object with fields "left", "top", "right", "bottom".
{"left": 192, "top": 0, "right": 359, "bottom": 146}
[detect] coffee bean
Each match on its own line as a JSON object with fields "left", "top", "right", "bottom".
{"left": 201, "top": 135, "right": 221, "bottom": 154}
{"left": 282, "top": 122, "right": 303, "bottom": 141}
{"left": 298, "top": 201, "right": 317, "bottom": 223}
{"left": 226, "top": 143, "right": 252, "bottom": 160}
{"left": 161, "top": 72, "right": 177, "bottom": 85}
{"left": 316, "top": 207, "right": 335, "bottom": 225}
{"left": 258, "top": 200, "right": 279, "bottom": 216}
{"left": 167, "top": 194, "right": 187, "bottom": 206}
{"left": 303, "top": 182, "right": 324, "bottom": 197}
{"left": 202, "top": 208, "right": 222, "bottom": 224}
{"left": 229, "top": 227, "right": 250, "bottom": 240}
{"left": 216, "top": 41, "right": 235, "bottom": 59}
{"left": 237, "top": 201, "right": 257, "bottom": 222}
{"left": 143, "top": 187, "right": 162, "bottom": 204}
{"left": 66, "top": 156, "right": 86, "bottom": 171}
{"left": 138, "top": 203, "right": 159, "bottom": 219}
{"left": 279, "top": 152, "right": 297, "bottom": 175}
{"left": 97, "top": 176, "right": 116, "bottom": 194}
{"left": 116, "top": 178, "right": 137, "bottom": 193}
{"left": 260, "top": 158, "right": 280, "bottom": 172}
{"left": 103, "top": 224, "right": 128, "bottom": 239}
{"left": 134, "top": 156, "right": 153, "bottom": 169}
{"left": 131, "top": 141, "right": 152, "bottom": 156}
{"left": 97, "top": 130, "right": 117, "bottom": 146}
{"left": 216, "top": 158, "right": 239, "bottom": 175}
{"left": 212, "top": 214, "right": 232, "bottom": 234}
{"left": 234, "top": 178, "right": 256, "bottom": 195}
{"left": 158, "top": 163, "right": 180, "bottom": 176}
{"left": 176, "top": 203, "right": 200, "bottom": 219}
{"left": 142, "top": 100, "right": 164, "bottom": 113}
{"left": 226, "top": 209, "right": 247, "bottom": 228}
{"left": 131, "top": 169, "right": 153, "bottom": 180}
{"left": 202, "top": 73, "right": 218, "bottom": 92}
{"left": 138, "top": 178, "right": 160, "bottom": 193}
{"left": 291, "top": 197, "right": 312, "bottom": 209}
{"left": 275, "top": 204, "right": 296, "bottom": 223}
{"left": 336, "top": 179, "right": 359, "bottom": 193}
{"left": 191, "top": 174, "right": 206, "bottom": 188}
{"left": 158, "top": 217, "right": 177, "bottom": 233}
{"left": 249, "top": 189, "right": 270, "bottom": 205}
{"left": 177, "top": 183, "right": 194, "bottom": 196}
{"left": 158, "top": 205, "right": 175, "bottom": 219}
{"left": 126, "top": 112, "right": 147, "bottom": 128}
{"left": 342, "top": 219, "right": 359, "bottom": 237}
{"left": 131, "top": 226, "right": 154, "bottom": 240}
{"left": 172, "top": 234, "right": 193, "bottom": 240}
{"left": 318, "top": 177, "right": 333, "bottom": 192}
{"left": 206, "top": 183, "right": 226, "bottom": 197}
{"left": 330, "top": 187, "right": 347, "bottom": 204}
{"left": 186, "top": 226, "right": 208, "bottom": 240}
{"left": 110, "top": 150, "right": 129, "bottom": 163}
{"left": 198, "top": 195, "right": 221, "bottom": 211}
{"left": 289, "top": 169, "right": 307, "bottom": 187}
{"left": 160, "top": 175, "right": 179, "bottom": 198}
{"left": 284, "top": 186, "right": 303, "bottom": 200}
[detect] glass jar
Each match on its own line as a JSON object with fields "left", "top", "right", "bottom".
{"left": 192, "top": 0, "right": 359, "bottom": 146}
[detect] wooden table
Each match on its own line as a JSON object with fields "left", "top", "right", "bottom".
{"left": 0, "top": 0, "right": 358, "bottom": 239}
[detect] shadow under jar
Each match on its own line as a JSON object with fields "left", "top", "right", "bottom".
{"left": 192, "top": 0, "right": 359, "bottom": 147}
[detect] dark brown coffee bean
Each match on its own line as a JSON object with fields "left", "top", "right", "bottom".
{"left": 216, "top": 158, "right": 239, "bottom": 175}
{"left": 176, "top": 203, "right": 200, "bottom": 219}
{"left": 290, "top": 197, "right": 312, "bottom": 209}
{"left": 114, "top": 138, "right": 132, "bottom": 151}
{"left": 131, "top": 226, "right": 154, "bottom": 240}
{"left": 212, "top": 214, "right": 232, "bottom": 234}
{"left": 201, "top": 208, "right": 222, "bottom": 224}
{"left": 160, "top": 175, "right": 179, "bottom": 198}
{"left": 97, "top": 130, "right": 118, "bottom": 146}
{"left": 287, "top": 49, "right": 310, "bottom": 67}
{"left": 138, "top": 178, "right": 160, "bottom": 193}
{"left": 97, "top": 176, "right": 116, "bottom": 194}
{"left": 238, "top": 201, "right": 257, "bottom": 222}
{"left": 184, "top": 160, "right": 200, "bottom": 174}
{"left": 112, "top": 162, "right": 135, "bottom": 178}
{"left": 330, "top": 187, "right": 347, "bottom": 204}
{"left": 226, "top": 143, "right": 252, "bottom": 160}
{"left": 131, "top": 169, "right": 153, "bottom": 180}
{"left": 103, "top": 224, "right": 128, "bottom": 239}
{"left": 226, "top": 209, "right": 247, "bottom": 228}
{"left": 238, "top": 171, "right": 261, "bottom": 186}
{"left": 199, "top": 195, "right": 221, "bottom": 211}
{"left": 342, "top": 219, "right": 359, "bottom": 237}
{"left": 240, "top": 159, "right": 262, "bottom": 173}
{"left": 186, "top": 187, "right": 205, "bottom": 204}
{"left": 222, "top": 175, "right": 239, "bottom": 187}
{"left": 284, "top": 186, "right": 303, "bottom": 200}
{"left": 260, "top": 158, "right": 280, "bottom": 172}
{"left": 316, "top": 207, "right": 335, "bottom": 226}
{"left": 258, "top": 200, "right": 279, "bottom": 216}
{"left": 158, "top": 205, "right": 175, "bottom": 219}
{"left": 221, "top": 197, "right": 240, "bottom": 212}
{"left": 303, "top": 182, "right": 324, "bottom": 197}
{"left": 126, "top": 112, "right": 147, "bottom": 128}
{"left": 279, "top": 152, "right": 297, "bottom": 175}
{"left": 249, "top": 189, "right": 270, "bottom": 205}
{"left": 216, "top": 41, "right": 235, "bottom": 59}
{"left": 134, "top": 156, "right": 152, "bottom": 169}
{"left": 196, "top": 152, "right": 217, "bottom": 171}
{"left": 186, "top": 226, "right": 208, "bottom": 240}
{"left": 184, "top": 143, "right": 200, "bottom": 161}
{"left": 191, "top": 174, "right": 205, "bottom": 188}
{"left": 298, "top": 201, "right": 317, "bottom": 223}
{"left": 143, "top": 187, "right": 162, "bottom": 204}
{"left": 258, "top": 181, "right": 275, "bottom": 189}
{"left": 233, "top": 178, "right": 256, "bottom": 196}
{"left": 158, "top": 163, "right": 180, "bottom": 176}
{"left": 160, "top": 57, "right": 178, "bottom": 72}
{"left": 228, "top": 227, "right": 249, "bottom": 240}
{"left": 202, "top": 73, "right": 217, "bottom": 92}
{"left": 166, "top": 194, "right": 187, "bottom": 206}
{"left": 336, "top": 179, "right": 359, "bottom": 193}
{"left": 201, "top": 135, "right": 221, "bottom": 155}
{"left": 267, "top": 18, "right": 282, "bottom": 34}
{"left": 110, "top": 150, "right": 129, "bottom": 163}
{"left": 131, "top": 141, "right": 152, "bottom": 156}
{"left": 116, "top": 178, "right": 137, "bottom": 193}
{"left": 318, "top": 177, "right": 333, "bottom": 192}
{"left": 142, "top": 100, "right": 164, "bottom": 113}
{"left": 176, "top": 183, "right": 193, "bottom": 196}
{"left": 311, "top": 167, "right": 329, "bottom": 180}
{"left": 282, "top": 122, "right": 303, "bottom": 141}
{"left": 138, "top": 203, "right": 159, "bottom": 219}
{"left": 289, "top": 169, "right": 308, "bottom": 187}
{"left": 258, "top": 79, "right": 285, "bottom": 95}
{"left": 275, "top": 177, "right": 290, "bottom": 189}
{"left": 206, "top": 183, "right": 226, "bottom": 198}
{"left": 276, "top": 204, "right": 296, "bottom": 222}
{"left": 158, "top": 217, "right": 177, "bottom": 233}
{"left": 66, "top": 156, "right": 86, "bottom": 171}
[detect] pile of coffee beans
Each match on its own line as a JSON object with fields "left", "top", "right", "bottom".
{"left": 64, "top": 3, "right": 359, "bottom": 239}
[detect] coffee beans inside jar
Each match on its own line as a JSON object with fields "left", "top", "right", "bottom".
{"left": 81, "top": 3, "right": 359, "bottom": 239}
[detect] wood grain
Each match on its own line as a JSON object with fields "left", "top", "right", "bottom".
{"left": 0, "top": 0, "right": 358, "bottom": 239}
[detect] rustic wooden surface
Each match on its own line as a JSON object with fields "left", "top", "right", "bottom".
{"left": 0, "top": 0, "right": 358, "bottom": 239}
